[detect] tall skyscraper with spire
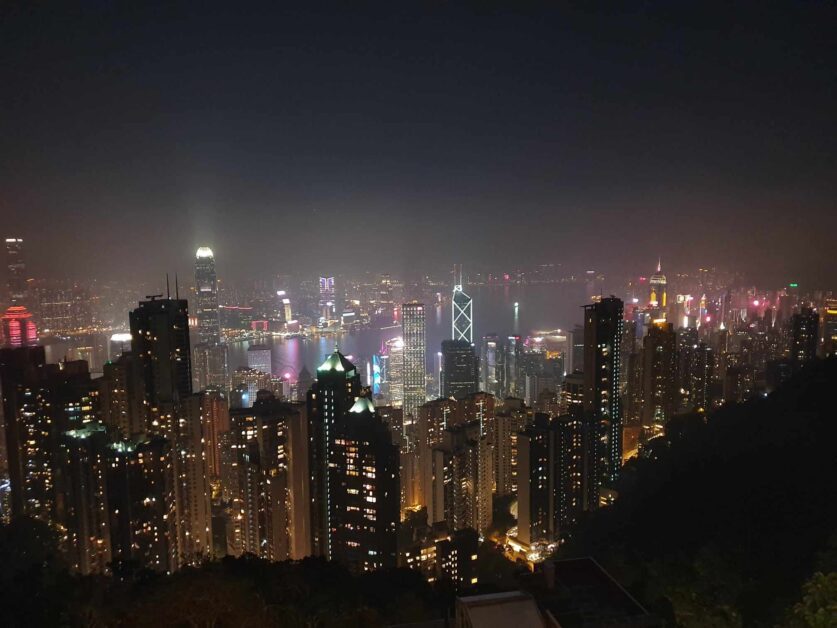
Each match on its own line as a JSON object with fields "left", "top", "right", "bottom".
{"left": 195, "top": 247, "right": 220, "bottom": 345}
{"left": 402, "top": 302, "right": 427, "bottom": 423}
{"left": 649, "top": 258, "right": 667, "bottom": 314}
{"left": 452, "top": 266, "right": 473, "bottom": 344}
{"left": 193, "top": 247, "right": 227, "bottom": 390}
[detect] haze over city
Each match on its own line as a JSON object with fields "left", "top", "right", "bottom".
{"left": 2, "top": 2, "right": 836, "bottom": 286}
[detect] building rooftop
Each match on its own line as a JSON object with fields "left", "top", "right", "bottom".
{"left": 456, "top": 591, "right": 543, "bottom": 628}
{"left": 537, "top": 558, "right": 658, "bottom": 627}
{"left": 317, "top": 348, "right": 356, "bottom": 374}
{"left": 349, "top": 396, "right": 375, "bottom": 414}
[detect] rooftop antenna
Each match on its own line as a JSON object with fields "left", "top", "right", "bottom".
{"left": 166, "top": 274, "right": 171, "bottom": 298}
{"left": 175, "top": 274, "right": 179, "bottom": 299}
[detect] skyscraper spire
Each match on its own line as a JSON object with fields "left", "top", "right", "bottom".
{"left": 657, "top": 257, "right": 662, "bottom": 273}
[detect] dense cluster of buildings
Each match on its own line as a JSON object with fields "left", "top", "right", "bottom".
{"left": 1, "top": 238, "right": 835, "bottom": 586}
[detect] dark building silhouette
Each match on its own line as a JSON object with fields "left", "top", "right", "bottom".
{"left": 790, "top": 307, "right": 818, "bottom": 368}
{"left": 99, "top": 351, "right": 147, "bottom": 437}
{"left": 57, "top": 423, "right": 112, "bottom": 575}
{"left": 129, "top": 296, "right": 192, "bottom": 426}
{"left": 441, "top": 339, "right": 478, "bottom": 400}
{"left": 330, "top": 396, "right": 399, "bottom": 572}
{"left": 225, "top": 391, "right": 306, "bottom": 561}
{"left": 0, "top": 348, "right": 98, "bottom": 520}
{"left": 306, "top": 348, "right": 362, "bottom": 558}
{"left": 583, "top": 296, "right": 624, "bottom": 485}
{"left": 106, "top": 436, "right": 176, "bottom": 573}
{"left": 640, "top": 321, "right": 677, "bottom": 428}
{"left": 517, "top": 411, "right": 597, "bottom": 546}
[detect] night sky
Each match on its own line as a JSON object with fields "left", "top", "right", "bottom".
{"left": 2, "top": 2, "right": 835, "bottom": 285}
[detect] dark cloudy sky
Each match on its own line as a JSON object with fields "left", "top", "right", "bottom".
{"left": 1, "top": 2, "right": 835, "bottom": 285}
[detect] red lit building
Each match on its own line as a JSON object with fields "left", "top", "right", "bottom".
{"left": 1, "top": 305, "right": 38, "bottom": 347}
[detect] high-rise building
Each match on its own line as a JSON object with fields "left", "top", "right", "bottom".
{"left": 199, "top": 388, "right": 229, "bottom": 482}
{"left": 402, "top": 302, "right": 427, "bottom": 423}
{"left": 129, "top": 296, "right": 192, "bottom": 432}
{"left": 230, "top": 367, "right": 285, "bottom": 407}
{"left": 382, "top": 337, "right": 404, "bottom": 407}
{"left": 246, "top": 344, "right": 272, "bottom": 374}
{"left": 307, "top": 348, "right": 362, "bottom": 558}
{"left": 430, "top": 421, "right": 493, "bottom": 535}
{"left": 0, "top": 348, "right": 98, "bottom": 521}
{"left": 1, "top": 305, "right": 38, "bottom": 347}
{"left": 823, "top": 299, "right": 837, "bottom": 358}
{"left": 226, "top": 392, "right": 299, "bottom": 561}
{"left": 516, "top": 411, "right": 597, "bottom": 547}
{"left": 480, "top": 334, "right": 502, "bottom": 397}
{"left": 452, "top": 284, "right": 473, "bottom": 344}
{"left": 57, "top": 423, "right": 112, "bottom": 575}
{"left": 492, "top": 397, "right": 528, "bottom": 497}
{"left": 583, "top": 296, "right": 624, "bottom": 485}
{"left": 5, "top": 237, "right": 26, "bottom": 305}
{"left": 640, "top": 321, "right": 677, "bottom": 428}
{"left": 790, "top": 307, "right": 818, "bottom": 368}
{"left": 172, "top": 394, "right": 213, "bottom": 565}
{"left": 649, "top": 259, "right": 667, "bottom": 312}
{"left": 560, "top": 370, "right": 584, "bottom": 415}
{"left": 416, "top": 398, "right": 459, "bottom": 509}
{"left": 441, "top": 339, "right": 478, "bottom": 400}
{"left": 194, "top": 247, "right": 227, "bottom": 391}
{"left": 318, "top": 276, "right": 336, "bottom": 319}
{"left": 330, "top": 396, "right": 399, "bottom": 573}
{"left": 195, "top": 247, "right": 221, "bottom": 345}
{"left": 36, "top": 284, "right": 93, "bottom": 335}
{"left": 106, "top": 436, "right": 176, "bottom": 573}
{"left": 99, "top": 351, "right": 147, "bottom": 437}
{"left": 689, "top": 342, "right": 714, "bottom": 411}
{"left": 504, "top": 335, "right": 522, "bottom": 398}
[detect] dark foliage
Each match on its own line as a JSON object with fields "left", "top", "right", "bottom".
{"left": 562, "top": 358, "right": 837, "bottom": 626}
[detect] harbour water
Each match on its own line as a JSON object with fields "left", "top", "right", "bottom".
{"left": 227, "top": 282, "right": 592, "bottom": 378}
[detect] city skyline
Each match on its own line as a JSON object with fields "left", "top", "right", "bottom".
{"left": 1, "top": 4, "right": 835, "bottom": 624}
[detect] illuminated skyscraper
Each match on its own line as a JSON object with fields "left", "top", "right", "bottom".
{"left": 649, "top": 259, "right": 667, "bottom": 312}
{"left": 583, "top": 296, "right": 624, "bottom": 485}
{"left": 517, "top": 410, "right": 597, "bottom": 547}
{"left": 0, "top": 349, "right": 98, "bottom": 521}
{"left": 402, "top": 302, "right": 427, "bottom": 422}
{"left": 1, "top": 305, "right": 38, "bottom": 347}
{"left": 5, "top": 237, "right": 26, "bottom": 305}
{"left": 452, "top": 284, "right": 473, "bottom": 344}
{"left": 195, "top": 247, "right": 221, "bottom": 345}
{"left": 824, "top": 299, "right": 837, "bottom": 357}
{"left": 227, "top": 392, "right": 299, "bottom": 561}
{"left": 383, "top": 337, "right": 404, "bottom": 407}
{"left": 194, "top": 247, "right": 227, "bottom": 390}
{"left": 319, "top": 276, "right": 336, "bottom": 319}
{"left": 247, "top": 343, "right": 272, "bottom": 374}
{"left": 99, "top": 351, "right": 147, "bottom": 437}
{"left": 330, "top": 396, "right": 399, "bottom": 572}
{"left": 480, "top": 334, "right": 502, "bottom": 396}
{"left": 307, "top": 348, "right": 362, "bottom": 558}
